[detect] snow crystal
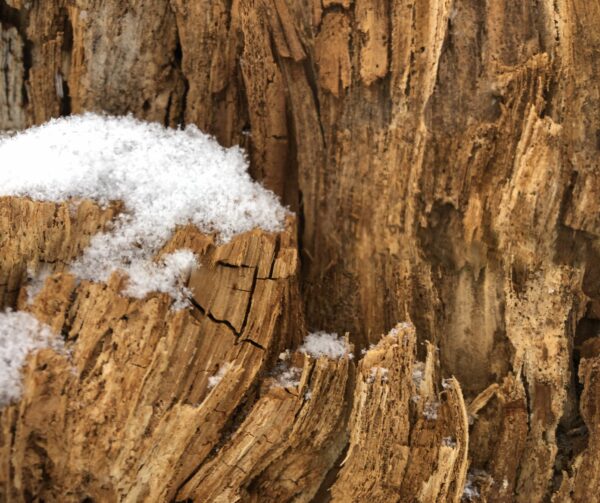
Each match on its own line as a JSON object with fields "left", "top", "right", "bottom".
{"left": 442, "top": 436, "right": 457, "bottom": 448}
{"left": 0, "top": 114, "right": 287, "bottom": 303}
{"left": 367, "top": 366, "right": 389, "bottom": 384}
{"left": 207, "top": 362, "right": 231, "bottom": 389}
{"left": 275, "top": 366, "right": 302, "bottom": 388}
{"left": 423, "top": 400, "right": 440, "bottom": 420}
{"left": 0, "top": 311, "right": 63, "bottom": 406}
{"left": 26, "top": 264, "right": 52, "bottom": 304}
{"left": 442, "top": 377, "right": 453, "bottom": 390}
{"left": 462, "top": 476, "right": 480, "bottom": 501}
{"left": 387, "top": 321, "right": 413, "bottom": 338}
{"left": 299, "top": 331, "right": 351, "bottom": 360}
{"left": 462, "top": 470, "right": 489, "bottom": 501}
{"left": 119, "top": 250, "right": 197, "bottom": 307}
{"left": 412, "top": 362, "right": 425, "bottom": 386}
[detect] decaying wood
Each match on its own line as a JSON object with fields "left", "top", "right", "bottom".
{"left": 0, "top": 198, "right": 471, "bottom": 502}
{"left": 2, "top": 0, "right": 600, "bottom": 501}
{"left": 330, "top": 327, "right": 468, "bottom": 502}
{"left": 0, "top": 196, "right": 305, "bottom": 501}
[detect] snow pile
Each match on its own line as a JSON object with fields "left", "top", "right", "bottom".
{"left": 299, "top": 331, "right": 351, "bottom": 359}
{"left": 0, "top": 114, "right": 287, "bottom": 302}
{"left": 0, "top": 311, "right": 63, "bottom": 406}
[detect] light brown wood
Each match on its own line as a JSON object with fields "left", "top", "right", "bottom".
{"left": 2, "top": 0, "right": 600, "bottom": 501}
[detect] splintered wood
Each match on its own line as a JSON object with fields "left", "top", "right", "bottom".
{"left": 0, "top": 197, "right": 470, "bottom": 502}
{"left": 3, "top": 0, "right": 600, "bottom": 500}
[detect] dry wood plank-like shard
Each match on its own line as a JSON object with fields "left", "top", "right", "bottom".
{"left": 177, "top": 351, "right": 353, "bottom": 502}
{"left": 0, "top": 196, "right": 304, "bottom": 502}
{"left": 0, "top": 197, "right": 120, "bottom": 308}
{"left": 551, "top": 349, "right": 600, "bottom": 502}
{"left": 330, "top": 323, "right": 468, "bottom": 503}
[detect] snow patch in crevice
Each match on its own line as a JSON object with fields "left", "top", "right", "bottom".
{"left": 0, "top": 114, "right": 287, "bottom": 303}
{"left": 423, "top": 400, "right": 440, "bottom": 420}
{"left": 412, "top": 362, "right": 425, "bottom": 387}
{"left": 117, "top": 249, "right": 197, "bottom": 308}
{"left": 274, "top": 365, "right": 302, "bottom": 388}
{"left": 462, "top": 473, "right": 480, "bottom": 501}
{"left": 26, "top": 263, "right": 53, "bottom": 305}
{"left": 299, "top": 331, "right": 352, "bottom": 360}
{"left": 0, "top": 310, "right": 63, "bottom": 406}
{"left": 207, "top": 362, "right": 232, "bottom": 389}
{"left": 367, "top": 366, "right": 389, "bottom": 384}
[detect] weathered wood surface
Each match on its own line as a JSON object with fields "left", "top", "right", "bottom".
{"left": 2, "top": 0, "right": 600, "bottom": 501}
{"left": 0, "top": 197, "right": 470, "bottom": 502}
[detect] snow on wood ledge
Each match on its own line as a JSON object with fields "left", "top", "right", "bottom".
{"left": 0, "top": 311, "right": 62, "bottom": 406}
{"left": 0, "top": 194, "right": 305, "bottom": 501}
{"left": 0, "top": 114, "right": 287, "bottom": 302}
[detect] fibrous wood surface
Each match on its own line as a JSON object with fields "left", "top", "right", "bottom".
{"left": 2, "top": 0, "right": 600, "bottom": 501}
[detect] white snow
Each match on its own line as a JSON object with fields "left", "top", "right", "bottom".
{"left": 462, "top": 471, "right": 483, "bottom": 501}
{"left": 412, "top": 362, "right": 425, "bottom": 386}
{"left": 0, "top": 114, "right": 287, "bottom": 303}
{"left": 119, "top": 250, "right": 197, "bottom": 307}
{"left": 0, "top": 311, "right": 63, "bottom": 406}
{"left": 26, "top": 263, "right": 52, "bottom": 304}
{"left": 423, "top": 400, "right": 440, "bottom": 420}
{"left": 367, "top": 366, "right": 389, "bottom": 384}
{"left": 462, "top": 478, "right": 479, "bottom": 501}
{"left": 207, "top": 362, "right": 231, "bottom": 389}
{"left": 299, "top": 331, "right": 351, "bottom": 360}
{"left": 275, "top": 366, "right": 302, "bottom": 388}
{"left": 387, "top": 321, "right": 413, "bottom": 338}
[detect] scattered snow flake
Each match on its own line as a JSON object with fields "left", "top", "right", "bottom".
{"left": 423, "top": 400, "right": 440, "bottom": 420}
{"left": 367, "top": 366, "right": 389, "bottom": 384}
{"left": 442, "top": 377, "right": 453, "bottom": 390}
{"left": 442, "top": 436, "right": 457, "bottom": 448}
{"left": 388, "top": 321, "right": 414, "bottom": 338}
{"left": 412, "top": 362, "right": 425, "bottom": 387}
{"left": 462, "top": 477, "right": 479, "bottom": 501}
{"left": 274, "top": 366, "right": 302, "bottom": 388}
{"left": 0, "top": 311, "right": 63, "bottom": 406}
{"left": 208, "top": 362, "right": 231, "bottom": 389}
{"left": 0, "top": 114, "right": 287, "bottom": 303}
{"left": 462, "top": 469, "right": 490, "bottom": 501}
{"left": 299, "top": 331, "right": 351, "bottom": 360}
{"left": 26, "top": 264, "right": 53, "bottom": 305}
{"left": 360, "top": 343, "right": 376, "bottom": 356}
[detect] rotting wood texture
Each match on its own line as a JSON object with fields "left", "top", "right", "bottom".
{"left": 2, "top": 0, "right": 600, "bottom": 501}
